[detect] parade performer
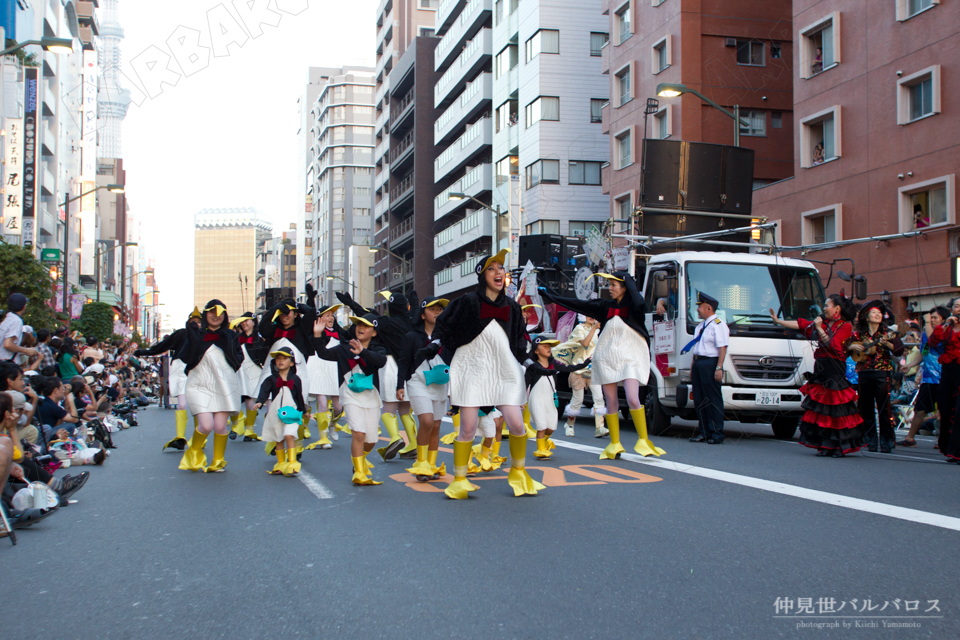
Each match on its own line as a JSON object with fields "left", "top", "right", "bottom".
{"left": 470, "top": 408, "right": 505, "bottom": 471}
{"left": 258, "top": 298, "right": 317, "bottom": 454}
{"left": 419, "top": 249, "right": 545, "bottom": 499}
{"left": 526, "top": 336, "right": 590, "bottom": 458}
{"left": 849, "top": 300, "right": 904, "bottom": 453}
{"left": 539, "top": 271, "right": 665, "bottom": 459}
{"left": 135, "top": 308, "right": 202, "bottom": 451}
{"left": 769, "top": 295, "right": 863, "bottom": 457}
{"left": 178, "top": 301, "right": 243, "bottom": 472}
{"left": 898, "top": 306, "right": 947, "bottom": 448}
{"left": 554, "top": 314, "right": 608, "bottom": 438}
{"left": 229, "top": 311, "right": 264, "bottom": 442}
{"left": 315, "top": 313, "right": 388, "bottom": 485}
{"left": 255, "top": 347, "right": 306, "bottom": 476}
{"left": 397, "top": 296, "right": 450, "bottom": 481}
{"left": 337, "top": 290, "right": 417, "bottom": 461}
{"left": 928, "top": 298, "right": 960, "bottom": 462}
{"left": 305, "top": 302, "right": 345, "bottom": 450}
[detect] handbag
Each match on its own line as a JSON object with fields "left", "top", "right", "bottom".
{"left": 423, "top": 364, "right": 450, "bottom": 386}
{"left": 347, "top": 372, "right": 374, "bottom": 393}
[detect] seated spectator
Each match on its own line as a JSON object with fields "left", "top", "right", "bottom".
{"left": 48, "top": 428, "right": 106, "bottom": 466}
{"left": 18, "top": 328, "right": 42, "bottom": 372}
{"left": 81, "top": 337, "right": 104, "bottom": 364}
{"left": 57, "top": 338, "right": 82, "bottom": 380}
{"left": 37, "top": 377, "right": 79, "bottom": 438}
{"left": 5, "top": 390, "right": 38, "bottom": 446}
{"left": 36, "top": 329, "right": 56, "bottom": 370}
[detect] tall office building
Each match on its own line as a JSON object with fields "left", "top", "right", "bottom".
{"left": 295, "top": 68, "right": 328, "bottom": 295}
{"left": 193, "top": 209, "right": 272, "bottom": 315}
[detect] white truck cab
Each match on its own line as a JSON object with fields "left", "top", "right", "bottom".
{"left": 640, "top": 251, "right": 825, "bottom": 439}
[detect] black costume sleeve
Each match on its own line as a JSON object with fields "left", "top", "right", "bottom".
{"left": 623, "top": 274, "right": 647, "bottom": 317}
{"left": 336, "top": 291, "right": 371, "bottom": 317}
{"left": 508, "top": 298, "right": 527, "bottom": 363}
{"left": 359, "top": 343, "right": 387, "bottom": 372}
{"left": 292, "top": 376, "right": 307, "bottom": 413}
{"left": 539, "top": 288, "right": 609, "bottom": 320}
{"left": 433, "top": 295, "right": 473, "bottom": 350}
{"left": 255, "top": 376, "right": 275, "bottom": 406}
{"left": 314, "top": 341, "right": 340, "bottom": 361}
{"left": 259, "top": 304, "right": 282, "bottom": 342}
{"left": 136, "top": 329, "right": 183, "bottom": 356}
{"left": 552, "top": 359, "right": 590, "bottom": 374}
{"left": 397, "top": 330, "right": 415, "bottom": 390}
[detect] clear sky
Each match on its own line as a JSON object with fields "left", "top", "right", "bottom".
{"left": 118, "top": 0, "right": 377, "bottom": 327}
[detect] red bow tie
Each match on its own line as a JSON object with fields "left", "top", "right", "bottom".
{"left": 203, "top": 332, "right": 220, "bottom": 342}
{"left": 480, "top": 303, "right": 510, "bottom": 322}
{"left": 275, "top": 328, "right": 295, "bottom": 340}
{"left": 239, "top": 335, "right": 254, "bottom": 345}
{"left": 607, "top": 307, "right": 627, "bottom": 319}
{"left": 348, "top": 356, "right": 367, "bottom": 369}
{"left": 324, "top": 329, "right": 338, "bottom": 338}
{"left": 275, "top": 378, "right": 294, "bottom": 390}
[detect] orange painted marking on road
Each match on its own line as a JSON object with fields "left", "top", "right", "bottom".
{"left": 525, "top": 466, "right": 603, "bottom": 487}
{"left": 561, "top": 465, "right": 663, "bottom": 483}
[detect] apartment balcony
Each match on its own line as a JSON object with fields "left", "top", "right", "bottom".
{"left": 434, "top": 162, "right": 492, "bottom": 221}
{"left": 435, "top": 71, "right": 492, "bottom": 146}
{"left": 434, "top": 208, "right": 493, "bottom": 259}
{"left": 390, "top": 130, "right": 415, "bottom": 169}
{"left": 375, "top": 138, "right": 389, "bottom": 163}
{"left": 375, "top": 76, "right": 390, "bottom": 108}
{"left": 375, "top": 194, "right": 390, "bottom": 219}
{"left": 392, "top": 90, "right": 415, "bottom": 133}
{"left": 434, "top": 117, "right": 493, "bottom": 183}
{"left": 79, "top": 27, "right": 95, "bottom": 50}
{"left": 436, "top": 0, "right": 464, "bottom": 36}
{"left": 390, "top": 172, "right": 414, "bottom": 206}
{"left": 76, "top": 1, "right": 99, "bottom": 34}
{"left": 435, "top": 257, "right": 481, "bottom": 297}
{"left": 42, "top": 78, "right": 56, "bottom": 117}
{"left": 435, "top": 0, "right": 492, "bottom": 73}
{"left": 40, "top": 164, "right": 55, "bottom": 196}
{"left": 41, "top": 121, "right": 55, "bottom": 157}
{"left": 375, "top": 165, "right": 389, "bottom": 191}
{"left": 434, "top": 27, "right": 492, "bottom": 109}
{"left": 389, "top": 214, "right": 414, "bottom": 245}
{"left": 42, "top": 52, "right": 56, "bottom": 78}
{"left": 389, "top": 259, "right": 414, "bottom": 286}
{"left": 375, "top": 104, "right": 390, "bottom": 136}
{"left": 375, "top": 42, "right": 395, "bottom": 81}
{"left": 376, "top": 17, "right": 394, "bottom": 49}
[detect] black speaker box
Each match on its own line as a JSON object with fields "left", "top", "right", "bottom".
{"left": 519, "top": 234, "right": 563, "bottom": 267}
{"left": 641, "top": 139, "right": 683, "bottom": 208}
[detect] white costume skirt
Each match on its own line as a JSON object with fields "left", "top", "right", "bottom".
{"left": 379, "top": 355, "right": 400, "bottom": 399}
{"left": 237, "top": 346, "right": 262, "bottom": 399}
{"left": 344, "top": 405, "right": 380, "bottom": 443}
{"left": 169, "top": 358, "right": 187, "bottom": 397}
{"left": 450, "top": 321, "right": 526, "bottom": 407}
{"left": 258, "top": 338, "right": 309, "bottom": 407}
{"left": 261, "top": 387, "right": 299, "bottom": 443}
{"left": 406, "top": 356, "right": 448, "bottom": 404}
{"left": 307, "top": 336, "right": 340, "bottom": 397}
{"left": 185, "top": 346, "right": 241, "bottom": 416}
{"left": 528, "top": 376, "right": 558, "bottom": 432}
{"left": 410, "top": 396, "right": 447, "bottom": 418}
{"left": 592, "top": 316, "right": 650, "bottom": 386}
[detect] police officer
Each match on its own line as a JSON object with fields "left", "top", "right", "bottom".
{"left": 686, "top": 292, "right": 729, "bottom": 444}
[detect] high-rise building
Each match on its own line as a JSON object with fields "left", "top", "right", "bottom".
{"left": 295, "top": 68, "right": 329, "bottom": 296}
{"left": 193, "top": 209, "right": 272, "bottom": 315}
{"left": 601, "top": 0, "right": 794, "bottom": 221}
{"left": 752, "top": 1, "right": 960, "bottom": 317}
{"left": 304, "top": 67, "right": 376, "bottom": 308}
{"left": 97, "top": 0, "right": 131, "bottom": 160}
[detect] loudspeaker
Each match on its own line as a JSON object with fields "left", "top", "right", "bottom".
{"left": 721, "top": 145, "right": 754, "bottom": 214}
{"left": 684, "top": 143, "right": 724, "bottom": 211}
{"left": 641, "top": 139, "right": 683, "bottom": 208}
{"left": 519, "top": 234, "right": 564, "bottom": 267}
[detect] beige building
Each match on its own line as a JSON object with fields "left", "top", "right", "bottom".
{"left": 194, "top": 208, "right": 272, "bottom": 317}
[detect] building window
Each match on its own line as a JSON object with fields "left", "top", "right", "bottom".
{"left": 496, "top": 155, "right": 519, "bottom": 186}
{"left": 419, "top": 0, "right": 439, "bottom": 7}
{"left": 652, "top": 36, "right": 670, "bottom": 74}
{"left": 654, "top": 105, "right": 671, "bottom": 139}
{"left": 652, "top": 0, "right": 666, "bottom": 6}
{"left": 496, "top": 99, "right": 519, "bottom": 131}
{"left": 569, "top": 221, "right": 601, "bottom": 236}
{"left": 802, "top": 204, "right": 842, "bottom": 245}
{"left": 591, "top": 99, "right": 605, "bottom": 123}
{"left": 739, "top": 110, "right": 766, "bottom": 137}
{"left": 525, "top": 29, "right": 560, "bottom": 62}
{"left": 495, "top": 0, "right": 503, "bottom": 25}
{"left": 353, "top": 208, "right": 371, "bottom": 217}
{"left": 897, "top": 0, "right": 938, "bottom": 21}
{"left": 569, "top": 161, "right": 602, "bottom": 185}
{"left": 333, "top": 208, "right": 345, "bottom": 221}
{"left": 736, "top": 40, "right": 764, "bottom": 66}
{"left": 800, "top": 12, "right": 840, "bottom": 79}
{"left": 771, "top": 42, "right": 782, "bottom": 59}
{"left": 800, "top": 106, "right": 841, "bottom": 168}
{"left": 495, "top": 44, "right": 518, "bottom": 79}
{"left": 771, "top": 111, "right": 783, "bottom": 128}
{"left": 616, "top": 130, "right": 632, "bottom": 168}
{"left": 353, "top": 187, "right": 371, "bottom": 196}
{"left": 590, "top": 32, "right": 609, "bottom": 56}
{"left": 897, "top": 65, "right": 941, "bottom": 124}
{"left": 615, "top": 3, "right": 631, "bottom": 45}
{"left": 525, "top": 159, "right": 560, "bottom": 189}
{"left": 616, "top": 66, "right": 631, "bottom": 106}
{"left": 333, "top": 187, "right": 345, "bottom": 200}
{"left": 526, "top": 220, "right": 561, "bottom": 235}
{"left": 899, "top": 175, "right": 955, "bottom": 232}
{"left": 420, "top": 28, "right": 435, "bottom": 37}
{"left": 525, "top": 96, "right": 560, "bottom": 127}
{"left": 616, "top": 195, "right": 633, "bottom": 219}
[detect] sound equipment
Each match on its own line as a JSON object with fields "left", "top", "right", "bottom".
{"left": 264, "top": 287, "right": 295, "bottom": 310}
{"left": 641, "top": 140, "right": 683, "bottom": 208}
{"left": 519, "top": 235, "right": 585, "bottom": 270}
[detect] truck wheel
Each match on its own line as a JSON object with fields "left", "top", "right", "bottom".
{"left": 771, "top": 416, "right": 799, "bottom": 440}
{"left": 645, "top": 393, "right": 672, "bottom": 436}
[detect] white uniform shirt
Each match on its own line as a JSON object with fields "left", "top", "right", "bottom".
{"left": 692, "top": 314, "right": 730, "bottom": 357}
{"left": 0, "top": 311, "right": 24, "bottom": 361}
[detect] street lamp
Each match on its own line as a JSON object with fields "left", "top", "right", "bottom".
{"left": 369, "top": 245, "right": 408, "bottom": 296}
{"left": 60, "top": 184, "right": 125, "bottom": 317}
{"left": 448, "top": 192, "right": 506, "bottom": 255}
{"left": 655, "top": 83, "right": 741, "bottom": 147}
{"left": 94, "top": 240, "right": 137, "bottom": 302}
{"left": 325, "top": 273, "right": 356, "bottom": 297}
{"left": 0, "top": 37, "right": 74, "bottom": 56}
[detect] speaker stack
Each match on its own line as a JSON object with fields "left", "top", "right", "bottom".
{"left": 519, "top": 234, "right": 585, "bottom": 294}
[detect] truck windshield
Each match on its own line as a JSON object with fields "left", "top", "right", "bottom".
{"left": 685, "top": 262, "right": 825, "bottom": 329}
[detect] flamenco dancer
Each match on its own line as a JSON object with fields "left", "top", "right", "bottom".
{"left": 314, "top": 313, "right": 387, "bottom": 485}
{"left": 337, "top": 289, "right": 417, "bottom": 461}
{"left": 768, "top": 295, "right": 863, "bottom": 457}
{"left": 229, "top": 311, "right": 264, "bottom": 442}
{"left": 135, "top": 308, "right": 202, "bottom": 451}
{"left": 255, "top": 347, "right": 306, "bottom": 476}
{"left": 539, "top": 271, "right": 666, "bottom": 459}
{"left": 420, "top": 249, "right": 545, "bottom": 499}
{"left": 849, "top": 300, "right": 904, "bottom": 453}
{"left": 305, "top": 302, "right": 345, "bottom": 451}
{"left": 525, "top": 336, "right": 590, "bottom": 459}
{"left": 397, "top": 296, "right": 451, "bottom": 481}
{"left": 179, "top": 301, "right": 243, "bottom": 472}
{"left": 258, "top": 298, "right": 317, "bottom": 454}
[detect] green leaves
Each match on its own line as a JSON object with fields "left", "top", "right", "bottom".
{"left": 73, "top": 302, "right": 115, "bottom": 343}
{"left": 0, "top": 243, "right": 57, "bottom": 329}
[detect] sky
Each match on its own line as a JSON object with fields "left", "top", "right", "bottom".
{"left": 118, "top": 0, "right": 378, "bottom": 326}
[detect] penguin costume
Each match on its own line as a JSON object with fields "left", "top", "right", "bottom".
{"left": 304, "top": 302, "right": 346, "bottom": 451}
{"left": 525, "top": 336, "right": 590, "bottom": 458}
{"left": 178, "top": 300, "right": 243, "bottom": 473}
{"left": 337, "top": 289, "right": 418, "bottom": 461}
{"left": 134, "top": 307, "right": 202, "bottom": 451}
{"left": 256, "top": 347, "right": 307, "bottom": 476}
{"left": 539, "top": 272, "right": 665, "bottom": 460}
{"left": 419, "top": 249, "right": 545, "bottom": 499}
{"left": 228, "top": 311, "right": 265, "bottom": 442}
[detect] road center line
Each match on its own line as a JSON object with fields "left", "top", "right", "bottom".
{"left": 297, "top": 469, "right": 334, "bottom": 499}
{"left": 552, "top": 440, "right": 960, "bottom": 532}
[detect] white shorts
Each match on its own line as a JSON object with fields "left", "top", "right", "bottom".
{"left": 410, "top": 395, "right": 447, "bottom": 418}
{"left": 344, "top": 404, "right": 380, "bottom": 444}
{"left": 477, "top": 410, "right": 499, "bottom": 439}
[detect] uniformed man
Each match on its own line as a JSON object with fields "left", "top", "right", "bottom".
{"left": 686, "top": 291, "right": 729, "bottom": 444}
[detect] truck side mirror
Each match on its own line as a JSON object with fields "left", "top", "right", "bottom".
{"left": 651, "top": 272, "right": 670, "bottom": 300}
{"left": 854, "top": 276, "right": 867, "bottom": 301}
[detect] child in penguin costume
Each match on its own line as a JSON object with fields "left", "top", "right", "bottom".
{"left": 525, "top": 336, "right": 591, "bottom": 458}
{"left": 305, "top": 301, "right": 348, "bottom": 450}
{"left": 228, "top": 311, "right": 265, "bottom": 442}
{"left": 255, "top": 347, "right": 307, "bottom": 476}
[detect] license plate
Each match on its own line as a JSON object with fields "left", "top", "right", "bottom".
{"left": 755, "top": 391, "right": 781, "bottom": 406}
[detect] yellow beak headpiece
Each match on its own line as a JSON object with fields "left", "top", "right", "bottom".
{"left": 204, "top": 304, "right": 226, "bottom": 317}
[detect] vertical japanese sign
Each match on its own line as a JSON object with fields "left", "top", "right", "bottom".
{"left": 81, "top": 50, "right": 97, "bottom": 180}
{"left": 22, "top": 67, "right": 38, "bottom": 248}
{"left": 3, "top": 117, "right": 23, "bottom": 236}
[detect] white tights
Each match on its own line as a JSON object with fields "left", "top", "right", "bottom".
{"left": 601, "top": 378, "right": 643, "bottom": 414}
{"left": 196, "top": 412, "right": 230, "bottom": 436}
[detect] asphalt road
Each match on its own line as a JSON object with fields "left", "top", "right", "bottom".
{"left": 3, "top": 406, "right": 958, "bottom": 639}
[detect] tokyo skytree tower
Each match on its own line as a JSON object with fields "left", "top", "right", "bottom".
{"left": 97, "top": 0, "right": 131, "bottom": 159}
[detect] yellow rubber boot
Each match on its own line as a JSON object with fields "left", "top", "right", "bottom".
{"left": 179, "top": 431, "right": 208, "bottom": 472}
{"left": 441, "top": 412, "right": 460, "bottom": 444}
{"left": 230, "top": 412, "right": 245, "bottom": 437}
{"left": 270, "top": 447, "right": 287, "bottom": 475}
{"left": 264, "top": 440, "right": 276, "bottom": 456}
{"left": 472, "top": 444, "right": 493, "bottom": 472}
{"left": 631, "top": 408, "right": 666, "bottom": 457}
{"left": 163, "top": 410, "right": 190, "bottom": 450}
{"left": 302, "top": 411, "right": 312, "bottom": 439}
{"left": 507, "top": 434, "right": 546, "bottom": 497}
{"left": 444, "top": 440, "right": 479, "bottom": 499}
{"left": 243, "top": 410, "right": 261, "bottom": 440}
{"left": 407, "top": 444, "right": 434, "bottom": 477}
{"left": 491, "top": 440, "right": 506, "bottom": 469}
{"left": 600, "top": 413, "right": 626, "bottom": 460}
{"left": 352, "top": 456, "right": 381, "bottom": 485}
{"left": 399, "top": 413, "right": 418, "bottom": 456}
{"left": 376, "top": 413, "right": 403, "bottom": 461}
{"left": 305, "top": 411, "right": 332, "bottom": 450}
{"left": 546, "top": 433, "right": 556, "bottom": 450}
{"left": 205, "top": 433, "right": 229, "bottom": 472}
{"left": 534, "top": 437, "right": 552, "bottom": 459}
{"left": 364, "top": 453, "right": 375, "bottom": 471}
{"left": 295, "top": 414, "right": 309, "bottom": 453}
{"left": 284, "top": 447, "right": 301, "bottom": 476}
{"left": 427, "top": 449, "right": 445, "bottom": 476}
{"left": 187, "top": 416, "right": 199, "bottom": 448}
{"left": 523, "top": 406, "right": 537, "bottom": 439}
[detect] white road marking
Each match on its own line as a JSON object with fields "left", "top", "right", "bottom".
{"left": 297, "top": 469, "right": 334, "bottom": 499}
{"left": 553, "top": 440, "right": 960, "bottom": 532}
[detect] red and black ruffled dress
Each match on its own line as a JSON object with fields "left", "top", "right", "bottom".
{"left": 797, "top": 318, "right": 864, "bottom": 453}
